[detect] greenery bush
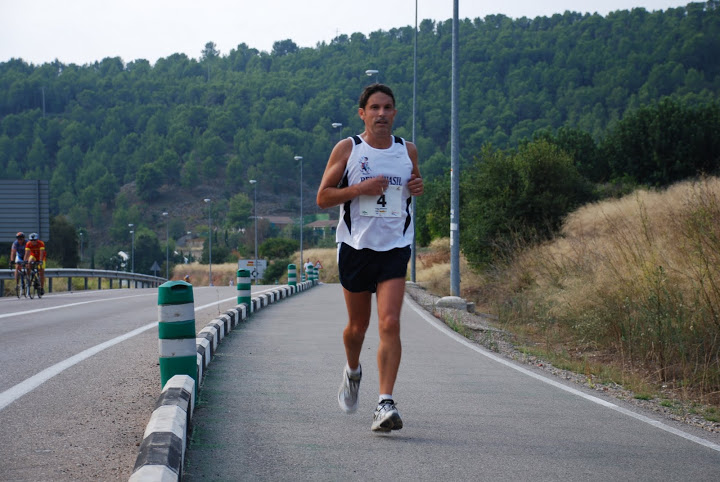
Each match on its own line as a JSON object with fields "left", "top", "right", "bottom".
{"left": 459, "top": 139, "right": 593, "bottom": 265}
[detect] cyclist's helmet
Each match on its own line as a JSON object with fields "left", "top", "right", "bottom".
{"left": 16, "top": 232, "right": 24, "bottom": 238}
{"left": 29, "top": 233, "right": 38, "bottom": 240}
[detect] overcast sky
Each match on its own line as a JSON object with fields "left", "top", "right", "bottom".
{"left": 0, "top": 0, "right": 691, "bottom": 66}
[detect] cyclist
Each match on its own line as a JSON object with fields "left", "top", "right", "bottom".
{"left": 24, "top": 233, "right": 47, "bottom": 295}
{"left": 10, "top": 232, "right": 28, "bottom": 284}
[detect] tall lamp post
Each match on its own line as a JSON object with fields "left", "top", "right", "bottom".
{"left": 249, "top": 179, "right": 258, "bottom": 284}
{"left": 204, "top": 198, "right": 212, "bottom": 286}
{"left": 411, "top": 0, "right": 418, "bottom": 282}
{"left": 450, "top": 0, "right": 461, "bottom": 296}
{"left": 331, "top": 122, "right": 342, "bottom": 144}
{"left": 79, "top": 230, "right": 84, "bottom": 263}
{"left": 365, "top": 69, "right": 379, "bottom": 83}
{"left": 294, "top": 155, "right": 303, "bottom": 273}
{"left": 129, "top": 223, "right": 135, "bottom": 273}
{"left": 186, "top": 231, "right": 192, "bottom": 262}
{"left": 162, "top": 212, "right": 169, "bottom": 279}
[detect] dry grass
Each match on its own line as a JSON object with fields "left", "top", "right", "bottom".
{"left": 170, "top": 248, "right": 341, "bottom": 286}
{"left": 482, "top": 177, "right": 720, "bottom": 404}
{"left": 171, "top": 262, "right": 244, "bottom": 286}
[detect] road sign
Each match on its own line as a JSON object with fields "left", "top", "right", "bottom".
{"left": 238, "top": 259, "right": 267, "bottom": 279}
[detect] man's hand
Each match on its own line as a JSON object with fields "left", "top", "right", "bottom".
{"left": 407, "top": 174, "right": 423, "bottom": 197}
{"left": 361, "top": 176, "right": 390, "bottom": 196}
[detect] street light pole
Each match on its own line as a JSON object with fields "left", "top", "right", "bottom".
{"left": 204, "top": 198, "right": 212, "bottom": 286}
{"left": 332, "top": 122, "right": 342, "bottom": 145}
{"left": 365, "top": 69, "right": 379, "bottom": 83}
{"left": 450, "top": 0, "right": 461, "bottom": 296}
{"left": 186, "top": 231, "right": 192, "bottom": 261}
{"left": 129, "top": 223, "right": 135, "bottom": 273}
{"left": 411, "top": 0, "right": 418, "bottom": 283}
{"left": 294, "top": 155, "right": 303, "bottom": 272}
{"left": 79, "top": 230, "right": 84, "bottom": 263}
{"left": 162, "top": 212, "right": 169, "bottom": 279}
{"left": 249, "top": 180, "right": 258, "bottom": 284}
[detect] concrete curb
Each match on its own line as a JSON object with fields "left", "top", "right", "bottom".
{"left": 129, "top": 281, "right": 316, "bottom": 481}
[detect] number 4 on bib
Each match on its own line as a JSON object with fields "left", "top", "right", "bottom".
{"left": 360, "top": 185, "right": 402, "bottom": 217}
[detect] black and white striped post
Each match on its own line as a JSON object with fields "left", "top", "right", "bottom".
{"left": 237, "top": 269, "right": 251, "bottom": 308}
{"left": 287, "top": 264, "right": 297, "bottom": 288}
{"left": 158, "top": 281, "right": 197, "bottom": 393}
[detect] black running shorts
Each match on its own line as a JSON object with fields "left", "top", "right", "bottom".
{"left": 338, "top": 242, "right": 411, "bottom": 293}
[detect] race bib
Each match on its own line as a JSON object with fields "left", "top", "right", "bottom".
{"left": 359, "top": 185, "right": 403, "bottom": 217}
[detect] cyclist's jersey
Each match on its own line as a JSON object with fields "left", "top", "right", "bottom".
{"left": 25, "top": 240, "right": 46, "bottom": 262}
{"left": 12, "top": 240, "right": 26, "bottom": 263}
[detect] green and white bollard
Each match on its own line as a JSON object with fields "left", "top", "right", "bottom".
{"left": 158, "top": 280, "right": 197, "bottom": 393}
{"left": 237, "top": 269, "right": 251, "bottom": 308}
{"left": 287, "top": 264, "right": 297, "bottom": 288}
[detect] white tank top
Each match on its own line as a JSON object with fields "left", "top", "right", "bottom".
{"left": 335, "top": 135, "right": 414, "bottom": 251}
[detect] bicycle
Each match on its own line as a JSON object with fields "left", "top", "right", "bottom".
{"left": 27, "top": 261, "right": 43, "bottom": 299}
{"left": 10, "top": 261, "right": 29, "bottom": 299}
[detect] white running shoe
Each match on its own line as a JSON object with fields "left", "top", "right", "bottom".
{"left": 371, "top": 399, "right": 403, "bottom": 432}
{"left": 338, "top": 365, "right": 362, "bottom": 413}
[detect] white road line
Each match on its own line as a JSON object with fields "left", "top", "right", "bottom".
{"left": 0, "top": 321, "right": 156, "bottom": 411}
{"left": 0, "top": 293, "right": 152, "bottom": 320}
{"left": 0, "top": 294, "right": 243, "bottom": 412}
{"left": 405, "top": 296, "right": 720, "bottom": 453}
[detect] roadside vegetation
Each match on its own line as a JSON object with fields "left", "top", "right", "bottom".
{"left": 416, "top": 178, "right": 720, "bottom": 416}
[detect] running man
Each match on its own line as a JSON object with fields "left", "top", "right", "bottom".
{"left": 316, "top": 83, "right": 423, "bottom": 432}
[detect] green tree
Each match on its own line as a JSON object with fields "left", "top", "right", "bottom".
{"left": 133, "top": 228, "right": 163, "bottom": 275}
{"left": 461, "top": 140, "right": 593, "bottom": 265}
{"left": 603, "top": 99, "right": 720, "bottom": 186}
{"left": 226, "top": 193, "right": 253, "bottom": 228}
{"left": 259, "top": 238, "right": 298, "bottom": 260}
{"left": 136, "top": 162, "right": 163, "bottom": 201}
{"left": 263, "top": 258, "right": 291, "bottom": 283}
{"left": 47, "top": 215, "right": 79, "bottom": 268}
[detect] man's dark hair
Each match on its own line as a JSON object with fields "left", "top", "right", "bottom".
{"left": 358, "top": 83, "right": 395, "bottom": 109}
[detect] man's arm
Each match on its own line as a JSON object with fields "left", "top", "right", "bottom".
{"left": 406, "top": 141, "right": 424, "bottom": 197}
{"left": 316, "top": 138, "right": 389, "bottom": 209}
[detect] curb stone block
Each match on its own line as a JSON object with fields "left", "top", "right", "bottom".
{"left": 130, "top": 375, "right": 194, "bottom": 482}
{"left": 196, "top": 338, "right": 211, "bottom": 368}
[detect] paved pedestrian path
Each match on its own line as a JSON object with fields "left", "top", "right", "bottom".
{"left": 183, "top": 284, "right": 720, "bottom": 481}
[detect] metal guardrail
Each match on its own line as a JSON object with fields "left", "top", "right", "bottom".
{"left": 0, "top": 268, "right": 167, "bottom": 295}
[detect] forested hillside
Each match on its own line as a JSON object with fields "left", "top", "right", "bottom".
{"left": 1, "top": 1, "right": 719, "bottom": 272}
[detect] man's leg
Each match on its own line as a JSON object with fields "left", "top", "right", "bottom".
{"left": 342, "top": 288, "right": 372, "bottom": 369}
{"left": 370, "top": 277, "right": 406, "bottom": 432}
{"left": 375, "top": 277, "right": 406, "bottom": 395}
{"left": 338, "top": 288, "right": 372, "bottom": 413}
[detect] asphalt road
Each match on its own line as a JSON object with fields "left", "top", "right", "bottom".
{"left": 0, "top": 284, "right": 270, "bottom": 481}
{"left": 183, "top": 283, "right": 720, "bottom": 481}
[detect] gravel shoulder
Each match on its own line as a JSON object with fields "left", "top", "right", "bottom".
{"left": 405, "top": 282, "right": 720, "bottom": 436}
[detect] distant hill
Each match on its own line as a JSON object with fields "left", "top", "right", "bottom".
{"left": 0, "top": 1, "right": 718, "bottom": 267}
